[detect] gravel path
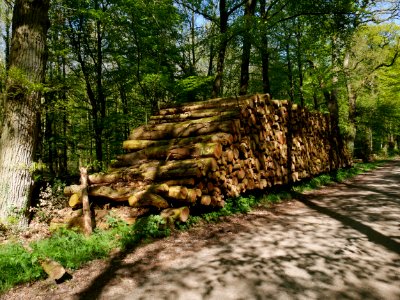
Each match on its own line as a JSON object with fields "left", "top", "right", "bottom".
{"left": 3, "top": 160, "right": 400, "bottom": 300}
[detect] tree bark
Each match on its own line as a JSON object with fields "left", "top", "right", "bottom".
{"left": 239, "top": 0, "right": 256, "bottom": 95}
{"left": 80, "top": 167, "right": 92, "bottom": 236}
{"left": 207, "top": 37, "right": 215, "bottom": 76}
{"left": 343, "top": 51, "right": 357, "bottom": 155}
{"left": 259, "top": 0, "right": 271, "bottom": 95}
{"left": 0, "top": 8, "right": 11, "bottom": 131}
{"left": 285, "top": 40, "right": 295, "bottom": 102}
{"left": 295, "top": 22, "right": 305, "bottom": 106}
{"left": 94, "top": 0, "right": 106, "bottom": 166}
{"left": 211, "top": 0, "right": 228, "bottom": 98}
{"left": 0, "top": 0, "right": 50, "bottom": 226}
{"left": 3, "top": 6, "right": 11, "bottom": 73}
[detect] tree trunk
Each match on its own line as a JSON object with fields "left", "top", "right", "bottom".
{"left": 239, "top": 0, "right": 256, "bottom": 95}
{"left": 45, "top": 95, "right": 55, "bottom": 176}
{"left": 95, "top": 2, "right": 106, "bottom": 167}
{"left": 67, "top": 2, "right": 106, "bottom": 170}
{"left": 0, "top": 0, "right": 50, "bottom": 226}
{"left": 61, "top": 57, "right": 68, "bottom": 174}
{"left": 259, "top": 0, "right": 271, "bottom": 95}
{"left": 207, "top": 38, "right": 214, "bottom": 76}
{"left": 295, "top": 22, "right": 304, "bottom": 106}
{"left": 4, "top": 6, "right": 11, "bottom": 73}
{"left": 211, "top": 0, "right": 228, "bottom": 98}
{"left": 286, "top": 40, "right": 295, "bottom": 102}
{"left": 190, "top": 11, "right": 196, "bottom": 75}
{"left": 344, "top": 51, "right": 357, "bottom": 155}
{"left": 0, "top": 8, "right": 12, "bottom": 128}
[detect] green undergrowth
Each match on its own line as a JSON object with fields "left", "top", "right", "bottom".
{"left": 292, "top": 161, "right": 381, "bottom": 193}
{"left": 0, "top": 160, "right": 382, "bottom": 293}
{"left": 0, "top": 215, "right": 170, "bottom": 293}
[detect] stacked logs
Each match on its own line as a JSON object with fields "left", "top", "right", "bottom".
{"left": 64, "top": 94, "right": 351, "bottom": 210}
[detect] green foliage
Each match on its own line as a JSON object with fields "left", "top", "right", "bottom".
{"left": 30, "top": 228, "right": 117, "bottom": 270}
{"left": 347, "top": 24, "right": 400, "bottom": 157}
{"left": 0, "top": 243, "right": 43, "bottom": 293}
{"left": 7, "top": 67, "right": 45, "bottom": 94}
{"left": 174, "top": 76, "right": 214, "bottom": 103}
{"left": 293, "top": 161, "right": 381, "bottom": 192}
{"left": 132, "top": 215, "right": 170, "bottom": 239}
{"left": 0, "top": 224, "right": 125, "bottom": 292}
{"left": 175, "top": 215, "right": 202, "bottom": 231}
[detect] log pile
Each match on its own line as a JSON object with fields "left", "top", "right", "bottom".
{"left": 65, "top": 94, "right": 351, "bottom": 211}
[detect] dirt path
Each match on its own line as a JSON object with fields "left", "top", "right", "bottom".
{"left": 3, "top": 161, "right": 400, "bottom": 300}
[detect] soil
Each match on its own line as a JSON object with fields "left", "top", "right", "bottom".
{"left": 1, "top": 160, "right": 400, "bottom": 300}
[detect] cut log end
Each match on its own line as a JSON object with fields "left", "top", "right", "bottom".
{"left": 160, "top": 206, "right": 190, "bottom": 224}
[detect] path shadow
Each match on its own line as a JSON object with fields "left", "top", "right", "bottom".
{"left": 292, "top": 191, "right": 400, "bottom": 255}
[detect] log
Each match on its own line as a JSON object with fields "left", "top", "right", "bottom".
{"left": 162, "top": 178, "right": 196, "bottom": 187}
{"left": 155, "top": 158, "right": 218, "bottom": 179}
{"left": 186, "top": 189, "right": 198, "bottom": 203}
{"left": 149, "top": 108, "right": 239, "bottom": 124}
{"left": 128, "top": 191, "right": 169, "bottom": 209}
{"left": 117, "top": 142, "right": 223, "bottom": 165}
{"left": 89, "top": 185, "right": 135, "bottom": 201}
{"left": 158, "top": 94, "right": 260, "bottom": 115}
{"left": 69, "top": 193, "right": 82, "bottom": 208}
{"left": 89, "top": 173, "right": 122, "bottom": 185}
{"left": 151, "top": 183, "right": 170, "bottom": 194}
{"left": 80, "top": 167, "right": 92, "bottom": 236}
{"left": 168, "top": 186, "right": 188, "bottom": 200}
{"left": 200, "top": 195, "right": 211, "bottom": 205}
{"left": 122, "top": 133, "right": 234, "bottom": 151}
{"left": 128, "top": 119, "right": 238, "bottom": 140}
{"left": 93, "top": 157, "right": 218, "bottom": 185}
{"left": 64, "top": 184, "right": 81, "bottom": 196}
{"left": 160, "top": 207, "right": 190, "bottom": 224}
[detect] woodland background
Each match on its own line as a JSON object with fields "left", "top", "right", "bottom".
{"left": 0, "top": 0, "right": 399, "bottom": 181}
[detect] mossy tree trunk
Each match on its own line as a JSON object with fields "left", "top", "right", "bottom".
{"left": 0, "top": 0, "right": 50, "bottom": 226}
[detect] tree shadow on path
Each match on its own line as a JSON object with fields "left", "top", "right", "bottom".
{"left": 294, "top": 192, "right": 400, "bottom": 255}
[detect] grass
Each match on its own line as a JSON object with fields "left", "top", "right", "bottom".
{"left": 0, "top": 215, "right": 169, "bottom": 293}
{"left": 0, "top": 160, "right": 383, "bottom": 293}
{"left": 293, "top": 161, "right": 381, "bottom": 193}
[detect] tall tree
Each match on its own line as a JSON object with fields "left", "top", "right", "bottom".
{"left": 211, "top": 0, "right": 243, "bottom": 97}
{"left": 0, "top": 0, "right": 50, "bottom": 226}
{"left": 65, "top": 0, "right": 107, "bottom": 168}
{"left": 345, "top": 23, "right": 400, "bottom": 154}
{"left": 239, "top": 0, "right": 256, "bottom": 95}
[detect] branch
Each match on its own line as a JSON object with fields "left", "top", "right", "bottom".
{"left": 351, "top": 57, "right": 366, "bottom": 72}
{"left": 227, "top": 0, "right": 247, "bottom": 17}
{"left": 267, "top": 1, "right": 288, "bottom": 21}
{"left": 174, "top": 0, "right": 216, "bottom": 22}
{"left": 266, "top": 0, "right": 284, "bottom": 18}
{"left": 353, "top": 46, "right": 400, "bottom": 94}
{"left": 268, "top": 11, "right": 355, "bottom": 29}
{"left": 373, "top": 49, "right": 399, "bottom": 71}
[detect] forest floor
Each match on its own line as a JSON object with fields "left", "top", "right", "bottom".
{"left": 2, "top": 160, "right": 400, "bottom": 300}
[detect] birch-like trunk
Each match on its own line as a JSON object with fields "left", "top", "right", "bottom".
{"left": 0, "top": 0, "right": 50, "bottom": 226}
